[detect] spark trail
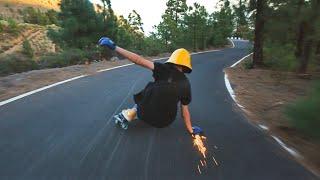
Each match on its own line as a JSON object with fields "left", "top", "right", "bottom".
{"left": 192, "top": 135, "right": 219, "bottom": 174}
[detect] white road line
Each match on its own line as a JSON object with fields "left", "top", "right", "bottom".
{"left": 0, "top": 49, "right": 221, "bottom": 107}
{"left": 224, "top": 49, "right": 250, "bottom": 108}
{"left": 231, "top": 53, "right": 253, "bottom": 68}
{"left": 272, "top": 136, "right": 301, "bottom": 159}
{"left": 191, "top": 49, "right": 220, "bottom": 55}
{"left": 258, "top": 124, "right": 269, "bottom": 131}
{"left": 97, "top": 57, "right": 169, "bottom": 73}
{"left": 224, "top": 74, "right": 245, "bottom": 108}
{"left": 97, "top": 63, "right": 135, "bottom": 72}
{"left": 228, "top": 38, "right": 235, "bottom": 48}
{"left": 0, "top": 75, "right": 87, "bottom": 107}
{"left": 224, "top": 74, "right": 236, "bottom": 102}
{"left": 223, "top": 50, "right": 303, "bottom": 160}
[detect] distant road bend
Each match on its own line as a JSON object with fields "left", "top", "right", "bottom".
{"left": 0, "top": 40, "right": 315, "bottom": 179}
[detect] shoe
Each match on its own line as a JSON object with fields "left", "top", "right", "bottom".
{"left": 114, "top": 113, "right": 129, "bottom": 130}
{"left": 121, "top": 108, "right": 137, "bottom": 121}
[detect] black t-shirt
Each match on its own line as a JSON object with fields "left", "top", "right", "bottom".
{"left": 134, "top": 62, "right": 191, "bottom": 128}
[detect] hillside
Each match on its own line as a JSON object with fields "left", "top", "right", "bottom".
{"left": 0, "top": 0, "right": 60, "bottom": 10}
{"left": 0, "top": 0, "right": 60, "bottom": 22}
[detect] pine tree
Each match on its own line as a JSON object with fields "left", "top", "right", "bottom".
{"left": 233, "top": 0, "right": 250, "bottom": 38}
{"left": 294, "top": 0, "right": 320, "bottom": 73}
{"left": 208, "top": 0, "right": 234, "bottom": 47}
{"left": 184, "top": 3, "right": 208, "bottom": 50}
{"left": 59, "top": 0, "right": 104, "bottom": 49}
{"left": 101, "top": 0, "right": 118, "bottom": 41}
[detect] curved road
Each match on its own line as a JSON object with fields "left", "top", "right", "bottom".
{"left": 0, "top": 41, "right": 316, "bottom": 179}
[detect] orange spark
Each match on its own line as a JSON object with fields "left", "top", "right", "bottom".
{"left": 193, "top": 134, "right": 207, "bottom": 158}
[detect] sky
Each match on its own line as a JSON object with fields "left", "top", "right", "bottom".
{"left": 90, "top": 0, "right": 237, "bottom": 35}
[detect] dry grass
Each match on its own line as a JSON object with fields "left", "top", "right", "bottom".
{"left": 0, "top": 0, "right": 60, "bottom": 23}
{"left": 0, "top": 0, "right": 60, "bottom": 11}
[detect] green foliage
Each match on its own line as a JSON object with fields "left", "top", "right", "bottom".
{"left": 243, "top": 58, "right": 254, "bottom": 69}
{"left": 285, "top": 81, "right": 320, "bottom": 140}
{"left": 0, "top": 22, "right": 3, "bottom": 33}
{"left": 46, "top": 10, "right": 58, "bottom": 25}
{"left": 264, "top": 43, "right": 298, "bottom": 71}
{"left": 39, "top": 49, "right": 87, "bottom": 68}
{"left": 22, "top": 7, "right": 58, "bottom": 25}
{"left": 208, "top": 0, "right": 234, "bottom": 47}
{"left": 47, "top": 27, "right": 65, "bottom": 48}
{"left": 143, "top": 35, "right": 167, "bottom": 56}
{"left": 7, "top": 18, "right": 19, "bottom": 34}
{"left": 22, "top": 40, "right": 34, "bottom": 58}
{"left": 154, "top": 0, "right": 234, "bottom": 51}
{"left": 184, "top": 3, "right": 209, "bottom": 50}
{"left": 0, "top": 55, "right": 38, "bottom": 76}
{"left": 58, "top": 0, "right": 104, "bottom": 49}
{"left": 249, "top": 0, "right": 320, "bottom": 72}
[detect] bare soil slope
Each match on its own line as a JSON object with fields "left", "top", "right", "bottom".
{"left": 0, "top": 0, "right": 60, "bottom": 11}
{"left": 0, "top": 23, "right": 58, "bottom": 58}
{"left": 0, "top": 0, "right": 60, "bottom": 22}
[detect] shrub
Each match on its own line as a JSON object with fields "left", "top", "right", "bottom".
{"left": 285, "top": 81, "right": 320, "bottom": 140}
{"left": 7, "top": 18, "right": 19, "bottom": 34}
{"left": 22, "top": 40, "right": 34, "bottom": 58}
{"left": 47, "top": 27, "right": 63, "bottom": 46}
{"left": 83, "top": 48, "right": 101, "bottom": 61}
{"left": 39, "top": 49, "right": 86, "bottom": 68}
{"left": 0, "top": 55, "right": 39, "bottom": 76}
{"left": 264, "top": 43, "right": 298, "bottom": 71}
{"left": 0, "top": 23, "right": 3, "bottom": 32}
{"left": 46, "top": 10, "right": 58, "bottom": 25}
{"left": 142, "top": 36, "right": 165, "bottom": 56}
{"left": 243, "top": 57, "right": 254, "bottom": 69}
{"left": 22, "top": 7, "right": 57, "bottom": 25}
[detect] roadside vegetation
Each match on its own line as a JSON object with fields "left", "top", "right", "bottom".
{"left": 247, "top": 0, "right": 320, "bottom": 141}
{"left": 285, "top": 81, "right": 320, "bottom": 141}
{"left": 1, "top": 0, "right": 249, "bottom": 77}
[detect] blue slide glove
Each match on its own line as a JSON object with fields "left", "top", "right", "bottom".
{"left": 192, "top": 126, "right": 203, "bottom": 136}
{"left": 98, "top": 37, "right": 116, "bottom": 50}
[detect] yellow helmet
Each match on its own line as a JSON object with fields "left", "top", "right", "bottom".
{"left": 165, "top": 48, "right": 192, "bottom": 73}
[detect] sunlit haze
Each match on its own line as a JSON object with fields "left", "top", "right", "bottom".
{"left": 90, "top": 0, "right": 237, "bottom": 35}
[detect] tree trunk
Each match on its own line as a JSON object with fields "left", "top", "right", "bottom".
{"left": 295, "top": 21, "right": 306, "bottom": 59}
{"left": 316, "top": 41, "right": 320, "bottom": 55}
{"left": 252, "top": 0, "right": 265, "bottom": 67}
{"left": 193, "top": 25, "right": 196, "bottom": 50}
{"left": 294, "top": 0, "right": 305, "bottom": 57}
{"left": 298, "top": 39, "right": 313, "bottom": 73}
{"left": 193, "top": 18, "right": 197, "bottom": 50}
{"left": 316, "top": 41, "right": 320, "bottom": 65}
{"left": 296, "top": 0, "right": 320, "bottom": 73}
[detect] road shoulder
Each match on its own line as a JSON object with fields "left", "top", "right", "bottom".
{"left": 224, "top": 55, "right": 320, "bottom": 177}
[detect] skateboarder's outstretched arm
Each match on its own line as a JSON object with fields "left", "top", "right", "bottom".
{"left": 181, "top": 104, "right": 193, "bottom": 134}
{"left": 98, "top": 37, "right": 154, "bottom": 70}
{"left": 182, "top": 104, "right": 203, "bottom": 136}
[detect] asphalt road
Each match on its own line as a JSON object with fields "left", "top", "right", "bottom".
{"left": 0, "top": 41, "right": 316, "bottom": 180}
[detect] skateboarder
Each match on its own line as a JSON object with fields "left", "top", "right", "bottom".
{"left": 99, "top": 37, "right": 203, "bottom": 136}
